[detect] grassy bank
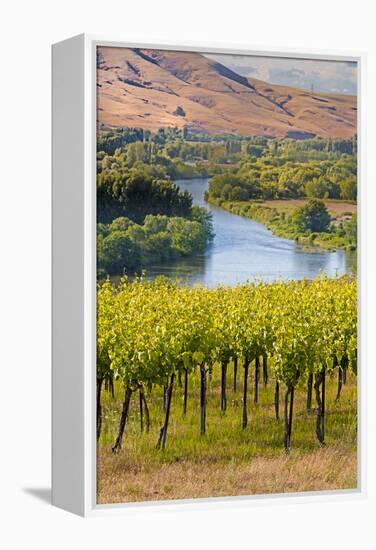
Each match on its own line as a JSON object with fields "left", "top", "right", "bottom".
{"left": 207, "top": 196, "right": 357, "bottom": 251}
{"left": 97, "top": 365, "right": 357, "bottom": 504}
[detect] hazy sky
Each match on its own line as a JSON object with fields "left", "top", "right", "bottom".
{"left": 205, "top": 54, "right": 357, "bottom": 95}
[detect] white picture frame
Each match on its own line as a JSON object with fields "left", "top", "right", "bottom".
{"left": 52, "top": 34, "right": 366, "bottom": 517}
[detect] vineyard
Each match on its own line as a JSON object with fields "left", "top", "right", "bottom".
{"left": 97, "top": 276, "right": 357, "bottom": 465}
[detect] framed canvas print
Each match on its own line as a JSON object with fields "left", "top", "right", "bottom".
{"left": 52, "top": 35, "right": 365, "bottom": 516}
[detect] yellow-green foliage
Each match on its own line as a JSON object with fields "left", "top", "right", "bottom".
{"left": 97, "top": 276, "right": 357, "bottom": 390}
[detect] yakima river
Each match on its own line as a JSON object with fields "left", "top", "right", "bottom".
{"left": 145, "top": 178, "right": 355, "bottom": 287}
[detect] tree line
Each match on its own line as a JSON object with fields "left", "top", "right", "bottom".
{"left": 97, "top": 155, "right": 214, "bottom": 275}
{"left": 97, "top": 131, "right": 357, "bottom": 272}
{"left": 97, "top": 208, "right": 214, "bottom": 277}
{"left": 208, "top": 156, "right": 356, "bottom": 202}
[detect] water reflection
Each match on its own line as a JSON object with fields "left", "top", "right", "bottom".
{"left": 145, "top": 178, "right": 355, "bottom": 287}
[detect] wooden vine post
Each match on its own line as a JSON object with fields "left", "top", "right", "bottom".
{"left": 306, "top": 373, "right": 313, "bottom": 411}
{"left": 284, "top": 384, "right": 295, "bottom": 453}
{"left": 274, "top": 381, "right": 280, "bottom": 420}
{"left": 233, "top": 356, "right": 238, "bottom": 392}
{"left": 96, "top": 377, "right": 103, "bottom": 440}
{"left": 221, "top": 360, "right": 228, "bottom": 412}
{"left": 112, "top": 387, "right": 132, "bottom": 454}
{"left": 262, "top": 354, "right": 268, "bottom": 386}
{"left": 242, "top": 358, "right": 250, "bottom": 429}
{"left": 157, "top": 373, "right": 175, "bottom": 450}
{"left": 314, "top": 369, "right": 326, "bottom": 445}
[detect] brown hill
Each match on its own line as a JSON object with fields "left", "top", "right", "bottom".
{"left": 97, "top": 47, "right": 357, "bottom": 139}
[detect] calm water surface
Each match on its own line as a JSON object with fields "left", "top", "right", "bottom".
{"left": 146, "top": 178, "right": 355, "bottom": 287}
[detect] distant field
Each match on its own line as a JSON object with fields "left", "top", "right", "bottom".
{"left": 257, "top": 199, "right": 356, "bottom": 220}
{"left": 97, "top": 367, "right": 357, "bottom": 504}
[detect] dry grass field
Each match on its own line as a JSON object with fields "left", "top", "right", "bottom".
{"left": 98, "top": 447, "right": 356, "bottom": 504}
{"left": 260, "top": 199, "right": 356, "bottom": 219}
{"left": 97, "top": 366, "right": 357, "bottom": 504}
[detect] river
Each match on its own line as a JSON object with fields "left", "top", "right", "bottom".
{"left": 145, "top": 178, "right": 355, "bottom": 287}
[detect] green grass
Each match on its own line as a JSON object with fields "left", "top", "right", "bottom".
{"left": 97, "top": 362, "right": 357, "bottom": 503}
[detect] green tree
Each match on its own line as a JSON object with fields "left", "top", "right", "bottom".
{"left": 230, "top": 186, "right": 249, "bottom": 200}
{"left": 344, "top": 214, "right": 357, "bottom": 246}
{"left": 167, "top": 218, "right": 206, "bottom": 256}
{"left": 340, "top": 176, "right": 357, "bottom": 201}
{"left": 109, "top": 217, "right": 134, "bottom": 233}
{"left": 305, "top": 177, "right": 329, "bottom": 199}
{"left": 143, "top": 214, "right": 169, "bottom": 234}
{"left": 101, "top": 232, "right": 141, "bottom": 274}
{"left": 191, "top": 206, "right": 214, "bottom": 241}
{"left": 292, "top": 199, "right": 331, "bottom": 233}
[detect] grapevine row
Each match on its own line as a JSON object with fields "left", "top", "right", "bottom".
{"left": 97, "top": 276, "right": 357, "bottom": 453}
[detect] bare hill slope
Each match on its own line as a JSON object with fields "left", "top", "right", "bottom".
{"left": 97, "top": 47, "right": 356, "bottom": 139}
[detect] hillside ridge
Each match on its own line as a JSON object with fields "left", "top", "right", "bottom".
{"left": 97, "top": 47, "right": 357, "bottom": 139}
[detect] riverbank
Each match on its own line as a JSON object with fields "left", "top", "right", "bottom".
{"left": 207, "top": 196, "right": 357, "bottom": 252}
